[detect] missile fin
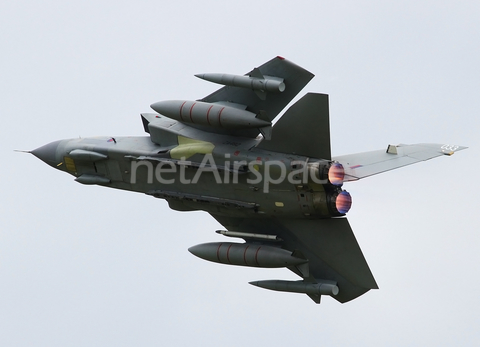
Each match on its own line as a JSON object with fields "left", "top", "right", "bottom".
{"left": 307, "top": 293, "right": 321, "bottom": 304}
{"left": 250, "top": 67, "right": 264, "bottom": 79}
{"left": 251, "top": 68, "right": 270, "bottom": 99}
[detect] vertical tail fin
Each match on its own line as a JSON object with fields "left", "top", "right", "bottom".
{"left": 256, "top": 93, "right": 331, "bottom": 160}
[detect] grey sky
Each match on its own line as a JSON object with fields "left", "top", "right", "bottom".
{"left": 1, "top": 1, "right": 479, "bottom": 346}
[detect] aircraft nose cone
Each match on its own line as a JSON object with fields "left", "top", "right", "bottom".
{"left": 31, "top": 140, "right": 63, "bottom": 167}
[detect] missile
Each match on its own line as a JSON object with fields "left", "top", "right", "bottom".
{"left": 215, "top": 229, "right": 282, "bottom": 241}
{"left": 150, "top": 100, "right": 271, "bottom": 129}
{"left": 188, "top": 242, "right": 307, "bottom": 268}
{"left": 249, "top": 280, "right": 339, "bottom": 296}
{"left": 75, "top": 174, "right": 110, "bottom": 185}
{"left": 195, "top": 73, "right": 285, "bottom": 93}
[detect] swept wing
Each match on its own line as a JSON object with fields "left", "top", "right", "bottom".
{"left": 211, "top": 215, "right": 377, "bottom": 304}
{"left": 200, "top": 56, "right": 314, "bottom": 122}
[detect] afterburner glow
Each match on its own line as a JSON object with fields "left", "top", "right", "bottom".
{"left": 328, "top": 162, "right": 345, "bottom": 186}
{"left": 336, "top": 191, "right": 352, "bottom": 214}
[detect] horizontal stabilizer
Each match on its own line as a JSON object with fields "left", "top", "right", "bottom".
{"left": 334, "top": 143, "right": 468, "bottom": 181}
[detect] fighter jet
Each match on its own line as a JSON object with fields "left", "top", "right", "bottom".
{"left": 29, "top": 57, "right": 466, "bottom": 304}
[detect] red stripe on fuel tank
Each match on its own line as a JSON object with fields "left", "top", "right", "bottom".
{"left": 254, "top": 246, "right": 261, "bottom": 266}
{"left": 226, "top": 244, "right": 233, "bottom": 264}
{"left": 243, "top": 245, "right": 250, "bottom": 265}
{"left": 216, "top": 243, "right": 222, "bottom": 262}
{"left": 179, "top": 101, "right": 187, "bottom": 121}
{"left": 206, "top": 105, "right": 214, "bottom": 126}
{"left": 189, "top": 102, "right": 196, "bottom": 123}
{"left": 218, "top": 107, "right": 225, "bottom": 127}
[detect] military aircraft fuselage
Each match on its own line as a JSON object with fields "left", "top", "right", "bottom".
{"left": 34, "top": 133, "right": 350, "bottom": 219}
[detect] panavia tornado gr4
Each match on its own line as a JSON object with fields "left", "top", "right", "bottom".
{"left": 29, "top": 57, "right": 466, "bottom": 304}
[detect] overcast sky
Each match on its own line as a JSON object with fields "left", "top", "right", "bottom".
{"left": 1, "top": 1, "right": 479, "bottom": 346}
